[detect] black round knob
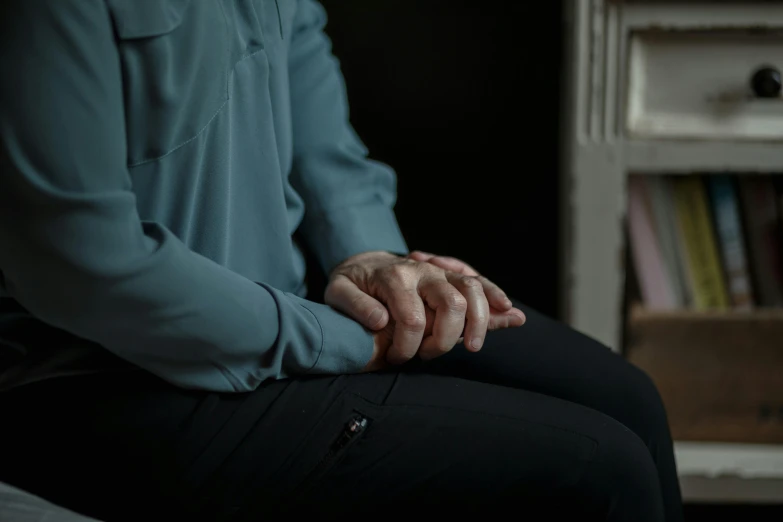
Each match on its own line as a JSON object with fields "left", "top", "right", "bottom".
{"left": 751, "top": 66, "right": 782, "bottom": 98}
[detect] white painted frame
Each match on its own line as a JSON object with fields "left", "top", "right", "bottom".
{"left": 561, "top": 0, "right": 783, "bottom": 349}
{"left": 559, "top": 0, "right": 783, "bottom": 502}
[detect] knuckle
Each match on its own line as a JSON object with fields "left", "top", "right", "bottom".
{"left": 398, "top": 312, "right": 426, "bottom": 330}
{"left": 460, "top": 276, "right": 482, "bottom": 290}
{"left": 446, "top": 292, "right": 468, "bottom": 312}
{"left": 388, "top": 264, "right": 413, "bottom": 280}
{"left": 471, "top": 306, "right": 489, "bottom": 323}
{"left": 427, "top": 263, "right": 446, "bottom": 275}
{"left": 420, "top": 262, "right": 442, "bottom": 275}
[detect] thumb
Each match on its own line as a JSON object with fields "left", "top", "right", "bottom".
{"left": 325, "top": 275, "right": 390, "bottom": 331}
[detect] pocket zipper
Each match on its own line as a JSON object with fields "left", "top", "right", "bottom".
{"left": 293, "top": 415, "right": 369, "bottom": 497}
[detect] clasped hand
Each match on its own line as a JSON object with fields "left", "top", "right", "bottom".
{"left": 325, "top": 251, "right": 526, "bottom": 371}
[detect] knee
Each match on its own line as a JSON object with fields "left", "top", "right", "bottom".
{"left": 614, "top": 362, "right": 671, "bottom": 443}
{"left": 626, "top": 363, "right": 666, "bottom": 413}
{"left": 582, "top": 418, "right": 665, "bottom": 519}
{"left": 601, "top": 421, "right": 659, "bottom": 486}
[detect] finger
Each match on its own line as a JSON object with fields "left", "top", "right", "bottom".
{"left": 424, "top": 255, "right": 480, "bottom": 277}
{"left": 407, "top": 251, "right": 436, "bottom": 262}
{"left": 383, "top": 283, "right": 428, "bottom": 365}
{"left": 324, "top": 275, "right": 389, "bottom": 330}
{"left": 488, "top": 307, "right": 527, "bottom": 330}
{"left": 477, "top": 275, "right": 513, "bottom": 311}
{"left": 363, "top": 324, "right": 394, "bottom": 373}
{"left": 418, "top": 279, "right": 467, "bottom": 360}
{"left": 423, "top": 306, "right": 435, "bottom": 337}
{"left": 410, "top": 253, "right": 513, "bottom": 312}
{"left": 446, "top": 273, "right": 489, "bottom": 352}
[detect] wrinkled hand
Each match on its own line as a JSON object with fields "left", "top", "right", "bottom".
{"left": 325, "top": 251, "right": 525, "bottom": 369}
{"left": 407, "top": 250, "right": 525, "bottom": 326}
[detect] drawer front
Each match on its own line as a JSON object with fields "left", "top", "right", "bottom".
{"left": 627, "top": 30, "right": 783, "bottom": 141}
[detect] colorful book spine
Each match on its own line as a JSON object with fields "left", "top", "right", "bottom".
{"left": 628, "top": 177, "right": 677, "bottom": 310}
{"left": 739, "top": 177, "right": 783, "bottom": 307}
{"left": 672, "top": 177, "right": 730, "bottom": 310}
{"left": 708, "top": 176, "right": 754, "bottom": 310}
{"left": 647, "top": 177, "right": 689, "bottom": 308}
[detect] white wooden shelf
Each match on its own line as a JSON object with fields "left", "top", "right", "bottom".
{"left": 676, "top": 442, "right": 783, "bottom": 502}
{"left": 561, "top": 0, "right": 783, "bottom": 504}
{"left": 626, "top": 140, "right": 783, "bottom": 174}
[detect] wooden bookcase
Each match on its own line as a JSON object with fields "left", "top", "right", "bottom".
{"left": 560, "top": 0, "right": 783, "bottom": 502}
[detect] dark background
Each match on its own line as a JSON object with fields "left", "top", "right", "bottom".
{"left": 317, "top": 3, "right": 783, "bottom": 518}
{"left": 321, "top": 0, "right": 564, "bottom": 318}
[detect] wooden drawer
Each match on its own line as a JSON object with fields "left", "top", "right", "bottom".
{"left": 625, "top": 307, "right": 783, "bottom": 444}
{"left": 627, "top": 30, "right": 783, "bottom": 141}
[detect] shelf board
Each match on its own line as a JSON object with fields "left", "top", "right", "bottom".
{"left": 681, "top": 476, "right": 783, "bottom": 504}
{"left": 676, "top": 442, "right": 783, "bottom": 479}
{"left": 676, "top": 442, "right": 783, "bottom": 502}
{"left": 629, "top": 306, "right": 783, "bottom": 323}
{"left": 625, "top": 140, "right": 783, "bottom": 174}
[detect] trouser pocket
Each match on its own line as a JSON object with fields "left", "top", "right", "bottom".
{"left": 289, "top": 392, "right": 387, "bottom": 494}
{"left": 290, "top": 413, "right": 371, "bottom": 499}
{"left": 234, "top": 391, "right": 387, "bottom": 520}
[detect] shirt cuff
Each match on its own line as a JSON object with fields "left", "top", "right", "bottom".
{"left": 297, "top": 298, "right": 375, "bottom": 374}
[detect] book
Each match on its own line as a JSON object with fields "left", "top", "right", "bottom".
{"left": 708, "top": 176, "right": 754, "bottom": 310}
{"left": 672, "top": 177, "right": 730, "bottom": 310}
{"left": 647, "top": 177, "right": 690, "bottom": 307}
{"left": 628, "top": 177, "right": 677, "bottom": 310}
{"left": 739, "top": 177, "right": 783, "bottom": 307}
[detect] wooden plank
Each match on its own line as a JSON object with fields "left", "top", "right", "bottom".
{"left": 680, "top": 476, "right": 783, "bottom": 503}
{"left": 626, "top": 140, "right": 783, "bottom": 174}
{"left": 626, "top": 307, "right": 783, "bottom": 443}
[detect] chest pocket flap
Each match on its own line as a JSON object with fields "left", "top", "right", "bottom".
{"left": 106, "top": 0, "right": 230, "bottom": 167}
{"left": 107, "top": 0, "right": 192, "bottom": 39}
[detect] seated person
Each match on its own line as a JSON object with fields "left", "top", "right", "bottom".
{"left": 0, "top": 1, "right": 682, "bottom": 520}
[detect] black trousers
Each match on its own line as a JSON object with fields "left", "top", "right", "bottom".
{"left": 0, "top": 302, "right": 683, "bottom": 521}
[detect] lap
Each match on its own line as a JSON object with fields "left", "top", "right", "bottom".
{"left": 420, "top": 301, "right": 667, "bottom": 438}
{"left": 0, "top": 302, "right": 664, "bottom": 521}
{"left": 281, "top": 372, "right": 660, "bottom": 519}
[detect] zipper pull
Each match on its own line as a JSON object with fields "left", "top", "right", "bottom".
{"left": 333, "top": 416, "right": 368, "bottom": 452}
{"left": 348, "top": 417, "right": 368, "bottom": 434}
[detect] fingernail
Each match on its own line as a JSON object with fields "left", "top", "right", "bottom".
{"left": 368, "top": 308, "right": 384, "bottom": 328}
{"left": 470, "top": 337, "right": 483, "bottom": 351}
{"left": 503, "top": 298, "right": 512, "bottom": 308}
{"left": 515, "top": 312, "right": 526, "bottom": 325}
